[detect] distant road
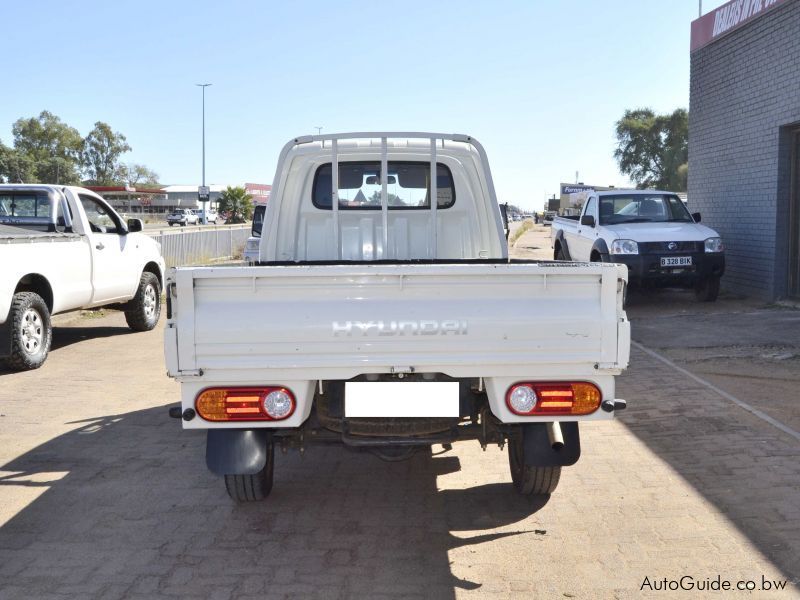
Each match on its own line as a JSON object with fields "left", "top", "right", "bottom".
{"left": 143, "top": 222, "right": 249, "bottom": 233}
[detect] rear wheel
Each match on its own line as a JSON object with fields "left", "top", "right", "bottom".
{"left": 508, "top": 431, "right": 561, "bottom": 496}
{"left": 224, "top": 442, "right": 275, "bottom": 502}
{"left": 7, "top": 292, "right": 52, "bottom": 371}
{"left": 555, "top": 247, "right": 567, "bottom": 260}
{"left": 695, "top": 276, "right": 720, "bottom": 302}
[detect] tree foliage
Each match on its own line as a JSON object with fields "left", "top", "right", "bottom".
{"left": 614, "top": 108, "right": 688, "bottom": 192}
{"left": 122, "top": 163, "right": 160, "bottom": 186}
{"left": 0, "top": 140, "right": 36, "bottom": 183}
{"left": 82, "top": 122, "right": 131, "bottom": 185}
{"left": 12, "top": 111, "right": 84, "bottom": 184}
{"left": 0, "top": 111, "right": 159, "bottom": 186}
{"left": 217, "top": 186, "right": 254, "bottom": 223}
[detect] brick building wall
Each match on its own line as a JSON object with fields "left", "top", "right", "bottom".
{"left": 689, "top": 0, "right": 800, "bottom": 300}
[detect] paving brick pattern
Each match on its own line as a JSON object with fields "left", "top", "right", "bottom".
{"left": 0, "top": 313, "right": 798, "bottom": 598}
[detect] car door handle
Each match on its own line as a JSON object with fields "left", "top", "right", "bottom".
{"left": 96, "top": 242, "right": 105, "bottom": 250}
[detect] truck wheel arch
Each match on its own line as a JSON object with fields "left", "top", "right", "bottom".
{"left": 14, "top": 274, "right": 54, "bottom": 314}
{"left": 143, "top": 261, "right": 164, "bottom": 287}
{"left": 590, "top": 239, "right": 610, "bottom": 262}
{"left": 553, "top": 231, "right": 572, "bottom": 261}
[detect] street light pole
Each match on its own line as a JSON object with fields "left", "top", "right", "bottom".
{"left": 197, "top": 83, "right": 212, "bottom": 224}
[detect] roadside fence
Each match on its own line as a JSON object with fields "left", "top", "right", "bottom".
{"left": 147, "top": 225, "right": 250, "bottom": 268}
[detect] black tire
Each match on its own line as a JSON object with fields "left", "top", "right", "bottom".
{"left": 181, "top": 221, "right": 187, "bottom": 227}
{"left": 224, "top": 442, "right": 275, "bottom": 502}
{"left": 6, "top": 292, "right": 52, "bottom": 371}
{"left": 695, "top": 276, "right": 720, "bottom": 302}
{"left": 555, "top": 247, "right": 567, "bottom": 260}
{"left": 508, "top": 432, "right": 561, "bottom": 496}
{"left": 169, "top": 223, "right": 174, "bottom": 227}
{"left": 124, "top": 272, "right": 161, "bottom": 331}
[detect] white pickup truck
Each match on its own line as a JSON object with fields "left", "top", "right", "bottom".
{"left": 0, "top": 185, "right": 165, "bottom": 370}
{"left": 167, "top": 208, "right": 199, "bottom": 226}
{"left": 551, "top": 189, "right": 726, "bottom": 301}
{"left": 164, "top": 133, "right": 630, "bottom": 503}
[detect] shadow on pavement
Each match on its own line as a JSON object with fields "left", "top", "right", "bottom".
{"left": 0, "top": 325, "right": 133, "bottom": 376}
{"left": 619, "top": 293, "right": 800, "bottom": 585}
{"left": 0, "top": 405, "right": 547, "bottom": 599}
{"left": 50, "top": 325, "right": 132, "bottom": 352}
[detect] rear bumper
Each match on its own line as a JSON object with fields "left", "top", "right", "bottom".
{"left": 611, "top": 252, "right": 725, "bottom": 285}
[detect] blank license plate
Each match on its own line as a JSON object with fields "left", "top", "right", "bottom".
{"left": 660, "top": 256, "right": 692, "bottom": 267}
{"left": 345, "top": 382, "right": 459, "bottom": 417}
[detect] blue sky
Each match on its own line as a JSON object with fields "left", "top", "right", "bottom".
{"left": 2, "top": 0, "right": 729, "bottom": 210}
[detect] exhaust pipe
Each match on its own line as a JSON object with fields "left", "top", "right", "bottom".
{"left": 546, "top": 422, "right": 564, "bottom": 451}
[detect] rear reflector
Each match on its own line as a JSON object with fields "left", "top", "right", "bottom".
{"left": 506, "top": 382, "right": 601, "bottom": 416}
{"left": 195, "top": 387, "right": 296, "bottom": 422}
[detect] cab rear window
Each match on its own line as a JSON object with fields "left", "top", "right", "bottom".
{"left": 312, "top": 161, "right": 455, "bottom": 210}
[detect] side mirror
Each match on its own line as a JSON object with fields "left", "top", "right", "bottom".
{"left": 499, "top": 203, "right": 509, "bottom": 239}
{"left": 580, "top": 215, "right": 595, "bottom": 227}
{"left": 692, "top": 212, "right": 701, "bottom": 223}
{"left": 127, "top": 218, "right": 144, "bottom": 232}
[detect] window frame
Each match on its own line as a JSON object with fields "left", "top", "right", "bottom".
{"left": 78, "top": 194, "right": 124, "bottom": 235}
{"left": 311, "top": 160, "right": 457, "bottom": 211}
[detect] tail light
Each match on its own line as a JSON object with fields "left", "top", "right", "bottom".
{"left": 506, "top": 382, "right": 601, "bottom": 416}
{"left": 195, "top": 387, "right": 296, "bottom": 422}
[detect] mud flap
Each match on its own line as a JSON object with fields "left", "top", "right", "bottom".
{"left": 0, "top": 320, "right": 10, "bottom": 359}
{"left": 206, "top": 429, "right": 272, "bottom": 475}
{"left": 522, "top": 422, "right": 580, "bottom": 467}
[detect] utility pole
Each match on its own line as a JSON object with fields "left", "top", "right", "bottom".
{"left": 699, "top": 0, "right": 702, "bottom": 17}
{"left": 314, "top": 126, "right": 322, "bottom": 136}
{"left": 196, "top": 83, "right": 212, "bottom": 224}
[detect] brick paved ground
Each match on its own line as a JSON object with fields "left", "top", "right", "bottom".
{"left": 0, "top": 251, "right": 798, "bottom": 598}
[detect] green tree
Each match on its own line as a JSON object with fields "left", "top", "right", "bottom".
{"left": 217, "top": 186, "right": 254, "bottom": 223}
{"left": 12, "top": 111, "right": 84, "bottom": 184}
{"left": 0, "top": 140, "right": 36, "bottom": 183}
{"left": 614, "top": 108, "right": 688, "bottom": 192}
{"left": 122, "top": 163, "right": 160, "bottom": 186}
{"left": 82, "top": 122, "right": 131, "bottom": 185}
{"left": 368, "top": 191, "right": 403, "bottom": 205}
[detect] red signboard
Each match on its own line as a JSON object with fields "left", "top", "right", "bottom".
{"left": 245, "top": 182, "right": 271, "bottom": 204}
{"left": 691, "top": 0, "right": 791, "bottom": 52}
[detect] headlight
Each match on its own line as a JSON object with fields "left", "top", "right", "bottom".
{"left": 610, "top": 239, "right": 639, "bottom": 255}
{"left": 245, "top": 239, "right": 259, "bottom": 251}
{"left": 704, "top": 237, "right": 724, "bottom": 253}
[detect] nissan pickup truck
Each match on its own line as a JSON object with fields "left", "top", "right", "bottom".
{"left": 0, "top": 185, "right": 165, "bottom": 370}
{"left": 164, "top": 133, "right": 630, "bottom": 503}
{"left": 551, "top": 189, "right": 725, "bottom": 301}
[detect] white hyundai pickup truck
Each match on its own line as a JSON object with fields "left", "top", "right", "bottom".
{"left": 164, "top": 133, "right": 630, "bottom": 503}
{"left": 551, "top": 190, "right": 725, "bottom": 302}
{"left": 0, "top": 185, "right": 165, "bottom": 370}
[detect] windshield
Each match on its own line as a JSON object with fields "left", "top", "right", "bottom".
{"left": 599, "top": 194, "right": 692, "bottom": 225}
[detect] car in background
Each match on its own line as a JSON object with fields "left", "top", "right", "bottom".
{"left": 167, "top": 208, "right": 199, "bottom": 227}
{"left": 204, "top": 208, "right": 219, "bottom": 224}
